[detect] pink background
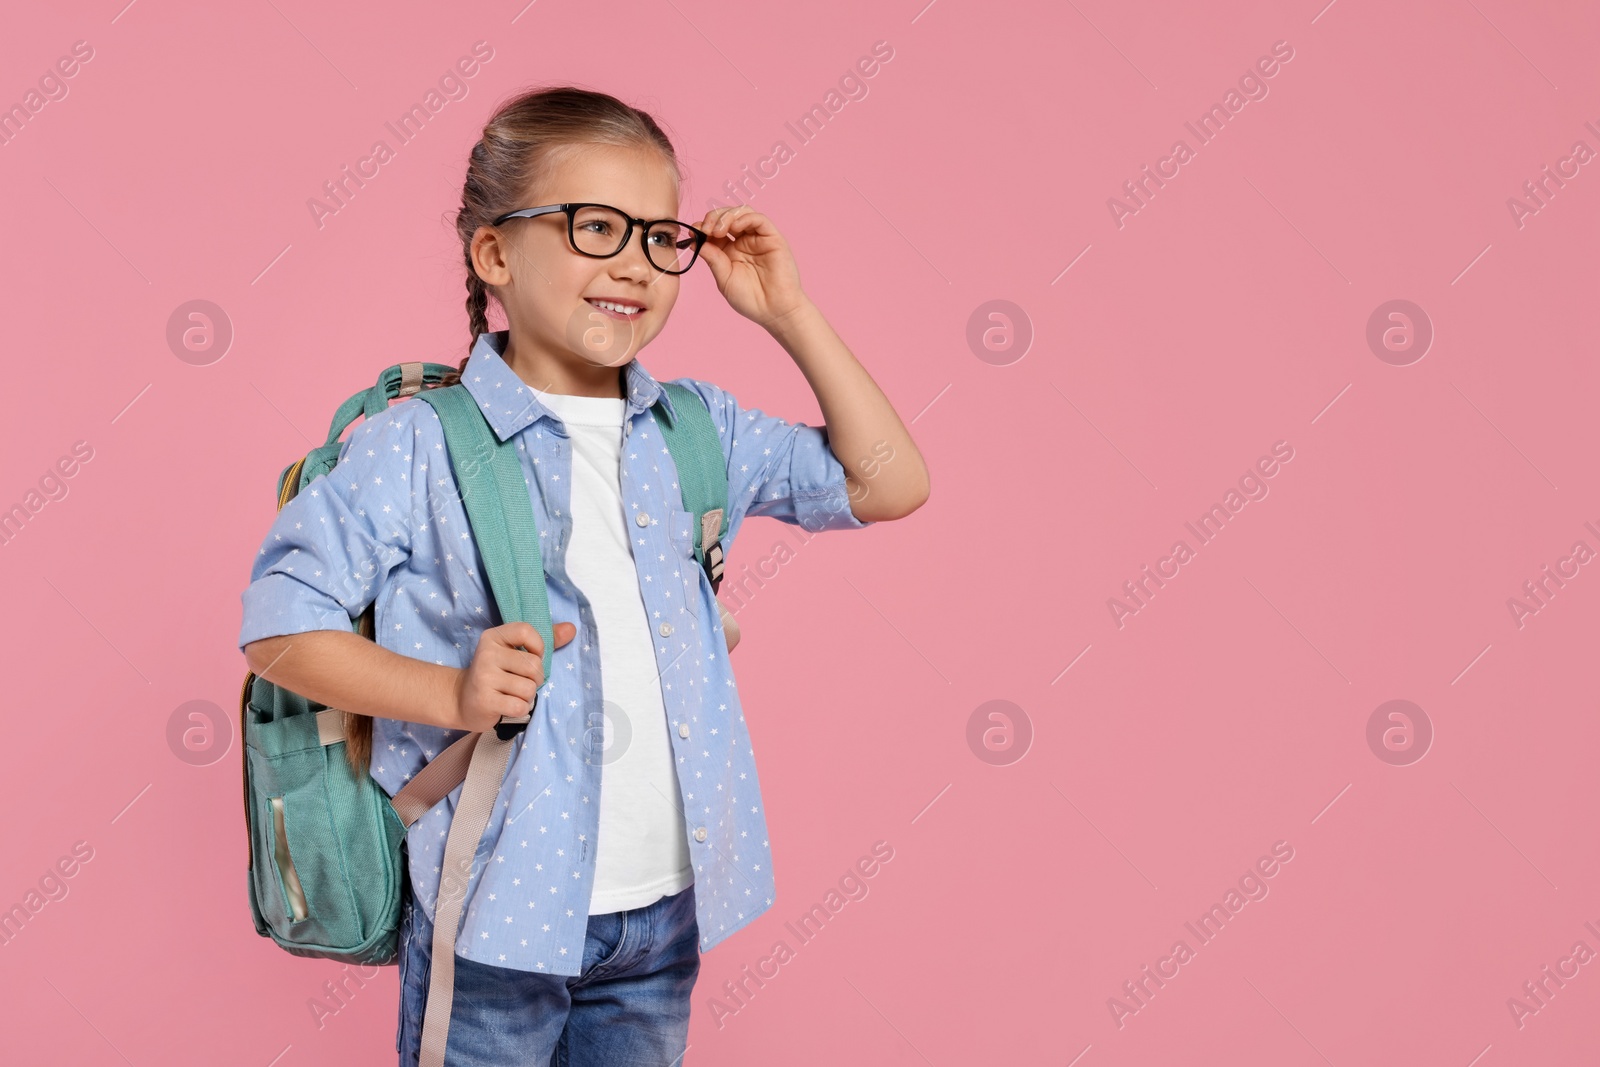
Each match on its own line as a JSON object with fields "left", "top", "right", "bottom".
{"left": 2, "top": 0, "right": 1598, "bottom": 1063}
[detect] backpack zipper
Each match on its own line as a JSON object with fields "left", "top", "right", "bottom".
{"left": 278, "top": 457, "right": 306, "bottom": 510}
{"left": 240, "top": 671, "right": 255, "bottom": 870}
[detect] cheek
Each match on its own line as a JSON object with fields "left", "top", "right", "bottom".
{"left": 510, "top": 244, "right": 580, "bottom": 306}
{"left": 636, "top": 279, "right": 679, "bottom": 329}
{"left": 652, "top": 282, "right": 681, "bottom": 317}
{"left": 537, "top": 261, "right": 598, "bottom": 313}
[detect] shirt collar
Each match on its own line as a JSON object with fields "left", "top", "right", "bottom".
{"left": 460, "top": 330, "right": 676, "bottom": 442}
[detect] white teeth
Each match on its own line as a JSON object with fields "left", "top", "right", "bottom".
{"left": 590, "top": 299, "right": 640, "bottom": 316}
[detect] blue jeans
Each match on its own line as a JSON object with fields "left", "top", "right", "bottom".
{"left": 396, "top": 872, "right": 700, "bottom": 1066}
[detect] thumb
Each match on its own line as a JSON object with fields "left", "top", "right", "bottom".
{"left": 552, "top": 621, "right": 578, "bottom": 648}
{"left": 698, "top": 240, "right": 731, "bottom": 288}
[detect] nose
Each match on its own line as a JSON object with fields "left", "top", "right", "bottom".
{"left": 604, "top": 226, "right": 654, "bottom": 276}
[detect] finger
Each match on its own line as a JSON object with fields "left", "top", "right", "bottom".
{"left": 484, "top": 689, "right": 537, "bottom": 726}
{"left": 718, "top": 213, "right": 778, "bottom": 252}
{"left": 701, "top": 205, "right": 753, "bottom": 240}
{"left": 499, "top": 620, "right": 573, "bottom": 656}
{"left": 480, "top": 668, "right": 538, "bottom": 709}
{"left": 713, "top": 206, "right": 757, "bottom": 238}
{"left": 488, "top": 641, "right": 545, "bottom": 686}
{"left": 494, "top": 622, "right": 575, "bottom": 681}
{"left": 700, "top": 205, "right": 745, "bottom": 232}
{"left": 697, "top": 238, "right": 731, "bottom": 285}
{"left": 496, "top": 620, "right": 543, "bottom": 657}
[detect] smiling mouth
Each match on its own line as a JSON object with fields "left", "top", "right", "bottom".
{"left": 586, "top": 298, "right": 644, "bottom": 319}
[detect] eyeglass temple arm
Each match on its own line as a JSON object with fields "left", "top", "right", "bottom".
{"left": 495, "top": 205, "right": 568, "bottom": 224}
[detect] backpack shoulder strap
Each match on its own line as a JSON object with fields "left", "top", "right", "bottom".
{"left": 408, "top": 381, "right": 560, "bottom": 1067}
{"left": 283, "top": 362, "right": 460, "bottom": 499}
{"left": 415, "top": 383, "right": 555, "bottom": 728}
{"left": 654, "top": 381, "right": 729, "bottom": 594}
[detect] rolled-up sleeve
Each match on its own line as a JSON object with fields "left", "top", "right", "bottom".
{"left": 237, "top": 405, "right": 422, "bottom": 653}
{"left": 667, "top": 377, "right": 875, "bottom": 545}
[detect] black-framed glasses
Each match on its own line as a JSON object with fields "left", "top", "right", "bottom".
{"left": 491, "top": 203, "right": 708, "bottom": 275}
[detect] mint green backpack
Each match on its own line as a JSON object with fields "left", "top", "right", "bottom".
{"left": 240, "top": 361, "right": 730, "bottom": 1059}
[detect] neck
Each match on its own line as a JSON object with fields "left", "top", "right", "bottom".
{"left": 500, "top": 327, "right": 627, "bottom": 399}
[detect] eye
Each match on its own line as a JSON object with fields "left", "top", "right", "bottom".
{"left": 647, "top": 224, "right": 686, "bottom": 247}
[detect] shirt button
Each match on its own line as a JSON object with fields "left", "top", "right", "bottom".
{"left": 694, "top": 827, "right": 708, "bottom": 842}
{"left": 659, "top": 622, "right": 673, "bottom": 637}
{"left": 678, "top": 722, "right": 690, "bottom": 739}
{"left": 635, "top": 512, "right": 650, "bottom": 527}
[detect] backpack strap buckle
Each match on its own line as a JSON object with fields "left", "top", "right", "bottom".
{"left": 699, "top": 510, "right": 726, "bottom": 594}
{"left": 702, "top": 539, "right": 725, "bottom": 595}
{"left": 494, "top": 694, "right": 536, "bottom": 740}
{"left": 494, "top": 715, "right": 531, "bottom": 741}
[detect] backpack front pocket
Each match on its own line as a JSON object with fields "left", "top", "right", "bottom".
{"left": 245, "top": 699, "right": 407, "bottom": 964}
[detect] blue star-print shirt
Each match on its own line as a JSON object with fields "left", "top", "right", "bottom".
{"left": 237, "top": 329, "right": 873, "bottom": 975}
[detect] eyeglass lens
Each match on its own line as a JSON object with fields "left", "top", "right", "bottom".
{"left": 570, "top": 205, "right": 698, "bottom": 272}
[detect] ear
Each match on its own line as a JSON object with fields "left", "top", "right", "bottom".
{"left": 470, "top": 225, "right": 512, "bottom": 286}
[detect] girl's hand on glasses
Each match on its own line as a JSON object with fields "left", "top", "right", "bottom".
{"left": 697, "top": 206, "right": 809, "bottom": 330}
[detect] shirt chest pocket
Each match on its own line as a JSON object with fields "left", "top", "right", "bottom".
{"left": 667, "top": 506, "right": 705, "bottom": 622}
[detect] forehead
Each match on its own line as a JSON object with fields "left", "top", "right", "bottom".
{"left": 534, "top": 142, "right": 680, "bottom": 219}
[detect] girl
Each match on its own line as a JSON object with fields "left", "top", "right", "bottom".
{"left": 238, "top": 85, "right": 928, "bottom": 1066}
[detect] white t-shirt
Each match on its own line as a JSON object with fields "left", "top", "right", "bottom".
{"left": 536, "top": 390, "right": 694, "bottom": 915}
